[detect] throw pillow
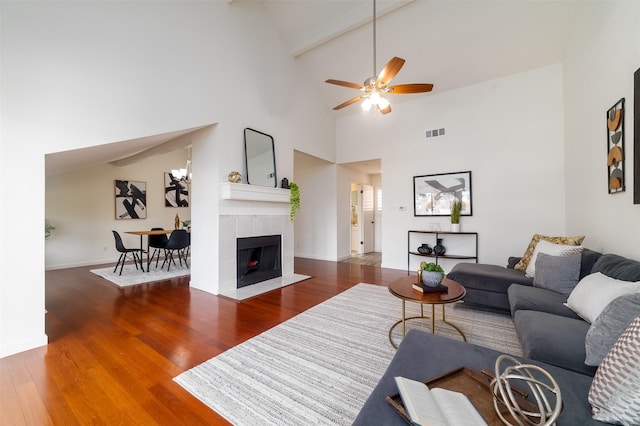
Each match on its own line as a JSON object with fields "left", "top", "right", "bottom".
{"left": 588, "top": 315, "right": 640, "bottom": 424}
{"left": 514, "top": 234, "right": 585, "bottom": 272}
{"left": 585, "top": 293, "right": 640, "bottom": 366}
{"left": 566, "top": 272, "right": 640, "bottom": 323}
{"left": 525, "top": 240, "right": 584, "bottom": 278}
{"left": 532, "top": 252, "right": 582, "bottom": 294}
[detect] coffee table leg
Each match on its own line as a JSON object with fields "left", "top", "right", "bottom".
{"left": 401, "top": 300, "right": 406, "bottom": 336}
{"left": 431, "top": 304, "right": 435, "bottom": 333}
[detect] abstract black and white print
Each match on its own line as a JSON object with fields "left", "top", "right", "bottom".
{"left": 115, "top": 180, "right": 147, "bottom": 219}
{"left": 164, "top": 172, "right": 189, "bottom": 207}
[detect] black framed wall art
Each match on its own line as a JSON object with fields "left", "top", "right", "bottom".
{"left": 413, "top": 171, "right": 472, "bottom": 217}
{"left": 606, "top": 98, "right": 625, "bottom": 194}
{"left": 164, "top": 172, "right": 190, "bottom": 207}
{"left": 634, "top": 68, "right": 639, "bottom": 204}
{"left": 115, "top": 180, "right": 147, "bottom": 219}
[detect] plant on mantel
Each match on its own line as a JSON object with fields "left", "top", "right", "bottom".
{"left": 289, "top": 182, "right": 300, "bottom": 221}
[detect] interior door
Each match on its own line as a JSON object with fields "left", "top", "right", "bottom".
{"left": 361, "top": 184, "right": 375, "bottom": 253}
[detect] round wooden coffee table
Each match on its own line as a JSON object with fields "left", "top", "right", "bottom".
{"left": 388, "top": 275, "right": 466, "bottom": 348}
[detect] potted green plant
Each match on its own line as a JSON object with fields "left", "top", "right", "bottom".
{"left": 450, "top": 199, "right": 462, "bottom": 232}
{"left": 289, "top": 182, "right": 300, "bottom": 222}
{"left": 45, "top": 219, "right": 55, "bottom": 240}
{"left": 419, "top": 261, "right": 445, "bottom": 287}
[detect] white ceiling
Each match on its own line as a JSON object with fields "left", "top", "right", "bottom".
{"left": 263, "top": 0, "right": 577, "bottom": 114}
{"left": 45, "top": 0, "right": 578, "bottom": 176}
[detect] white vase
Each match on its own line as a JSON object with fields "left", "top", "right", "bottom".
{"left": 451, "top": 223, "right": 460, "bottom": 232}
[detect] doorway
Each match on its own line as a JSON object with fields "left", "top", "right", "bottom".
{"left": 351, "top": 183, "right": 375, "bottom": 255}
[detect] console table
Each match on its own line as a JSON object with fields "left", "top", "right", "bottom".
{"left": 408, "top": 230, "right": 478, "bottom": 274}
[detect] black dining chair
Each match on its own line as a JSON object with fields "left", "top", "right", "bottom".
{"left": 161, "top": 229, "right": 190, "bottom": 271}
{"left": 112, "top": 230, "right": 141, "bottom": 275}
{"left": 148, "top": 227, "right": 169, "bottom": 269}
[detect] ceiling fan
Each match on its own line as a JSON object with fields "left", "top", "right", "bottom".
{"left": 325, "top": 0, "right": 433, "bottom": 115}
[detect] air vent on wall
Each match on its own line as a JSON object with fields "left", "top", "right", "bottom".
{"left": 425, "top": 128, "right": 445, "bottom": 138}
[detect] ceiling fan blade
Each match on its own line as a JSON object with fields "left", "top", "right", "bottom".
{"left": 376, "top": 57, "right": 405, "bottom": 86}
{"left": 388, "top": 83, "right": 434, "bottom": 94}
{"left": 378, "top": 104, "right": 392, "bottom": 115}
{"left": 325, "top": 79, "right": 364, "bottom": 90}
{"left": 333, "top": 95, "right": 365, "bottom": 110}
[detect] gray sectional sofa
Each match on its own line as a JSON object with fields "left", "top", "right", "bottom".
{"left": 446, "top": 248, "right": 602, "bottom": 312}
{"left": 354, "top": 250, "right": 640, "bottom": 425}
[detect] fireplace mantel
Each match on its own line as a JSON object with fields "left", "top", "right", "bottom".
{"left": 220, "top": 183, "right": 290, "bottom": 203}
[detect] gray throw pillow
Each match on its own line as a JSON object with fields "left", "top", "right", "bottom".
{"left": 585, "top": 293, "right": 640, "bottom": 366}
{"left": 532, "top": 252, "right": 581, "bottom": 294}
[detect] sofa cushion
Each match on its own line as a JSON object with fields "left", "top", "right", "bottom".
{"left": 508, "top": 284, "right": 581, "bottom": 319}
{"left": 525, "top": 240, "right": 583, "bottom": 278}
{"left": 591, "top": 253, "right": 640, "bottom": 281}
{"left": 514, "top": 234, "right": 585, "bottom": 272}
{"left": 585, "top": 293, "right": 640, "bottom": 366}
{"left": 447, "top": 263, "right": 533, "bottom": 294}
{"left": 513, "top": 310, "right": 596, "bottom": 376}
{"left": 353, "top": 330, "right": 604, "bottom": 426}
{"left": 580, "top": 248, "right": 603, "bottom": 279}
{"left": 566, "top": 272, "right": 640, "bottom": 323}
{"left": 588, "top": 316, "right": 640, "bottom": 424}
{"left": 533, "top": 252, "right": 582, "bottom": 294}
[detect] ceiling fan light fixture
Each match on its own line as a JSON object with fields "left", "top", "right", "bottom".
{"left": 324, "top": 0, "right": 433, "bottom": 114}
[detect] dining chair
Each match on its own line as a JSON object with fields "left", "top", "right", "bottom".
{"left": 161, "top": 229, "right": 190, "bottom": 271}
{"left": 148, "top": 227, "right": 169, "bottom": 269}
{"left": 112, "top": 230, "right": 141, "bottom": 275}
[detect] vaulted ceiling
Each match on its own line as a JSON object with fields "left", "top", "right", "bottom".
{"left": 261, "top": 0, "right": 578, "bottom": 114}
{"left": 45, "top": 0, "right": 578, "bottom": 175}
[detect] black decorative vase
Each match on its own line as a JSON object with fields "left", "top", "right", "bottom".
{"left": 433, "top": 238, "right": 446, "bottom": 256}
{"left": 417, "top": 243, "right": 432, "bottom": 255}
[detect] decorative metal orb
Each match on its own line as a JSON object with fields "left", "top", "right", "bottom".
{"left": 228, "top": 171, "right": 241, "bottom": 183}
{"left": 490, "top": 354, "right": 562, "bottom": 426}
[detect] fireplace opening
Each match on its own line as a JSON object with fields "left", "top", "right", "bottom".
{"left": 237, "top": 235, "right": 282, "bottom": 288}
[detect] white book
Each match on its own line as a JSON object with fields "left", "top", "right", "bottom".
{"left": 394, "top": 376, "right": 488, "bottom": 426}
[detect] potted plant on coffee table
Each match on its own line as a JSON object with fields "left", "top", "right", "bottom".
{"left": 419, "top": 261, "right": 446, "bottom": 287}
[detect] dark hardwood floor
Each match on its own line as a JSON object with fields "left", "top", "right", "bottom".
{"left": 1, "top": 258, "right": 405, "bottom": 425}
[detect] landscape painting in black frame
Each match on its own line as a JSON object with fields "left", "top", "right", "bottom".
{"left": 413, "top": 171, "right": 472, "bottom": 217}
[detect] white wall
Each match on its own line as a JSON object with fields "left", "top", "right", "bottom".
{"left": 1, "top": 2, "right": 335, "bottom": 357}
{"left": 563, "top": 1, "right": 640, "bottom": 259}
{"left": 336, "top": 64, "right": 566, "bottom": 270}
{"left": 45, "top": 149, "right": 191, "bottom": 269}
{"left": 293, "top": 150, "right": 338, "bottom": 261}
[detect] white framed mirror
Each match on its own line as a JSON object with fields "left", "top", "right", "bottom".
{"left": 244, "top": 128, "right": 277, "bottom": 187}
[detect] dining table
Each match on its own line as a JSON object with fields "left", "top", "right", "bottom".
{"left": 125, "top": 229, "right": 188, "bottom": 272}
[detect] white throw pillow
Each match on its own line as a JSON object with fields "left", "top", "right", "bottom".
{"left": 566, "top": 272, "right": 640, "bottom": 323}
{"left": 525, "top": 240, "right": 584, "bottom": 278}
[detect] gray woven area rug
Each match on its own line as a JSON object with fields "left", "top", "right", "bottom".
{"left": 174, "top": 283, "right": 521, "bottom": 425}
